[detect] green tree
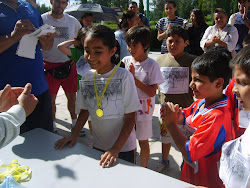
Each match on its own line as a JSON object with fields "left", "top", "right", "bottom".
{"left": 37, "top": 3, "right": 51, "bottom": 14}
{"left": 139, "top": 0, "right": 144, "bottom": 14}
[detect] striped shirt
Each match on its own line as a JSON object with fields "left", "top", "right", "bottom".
{"left": 155, "top": 16, "right": 184, "bottom": 54}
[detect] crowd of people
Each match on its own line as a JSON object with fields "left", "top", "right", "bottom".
{"left": 0, "top": 0, "right": 250, "bottom": 187}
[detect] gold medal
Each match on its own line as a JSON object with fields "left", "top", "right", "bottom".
{"left": 94, "top": 61, "right": 121, "bottom": 118}
{"left": 96, "top": 108, "right": 104, "bottom": 117}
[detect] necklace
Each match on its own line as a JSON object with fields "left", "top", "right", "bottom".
{"left": 94, "top": 61, "right": 121, "bottom": 117}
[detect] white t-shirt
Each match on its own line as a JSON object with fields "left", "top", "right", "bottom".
{"left": 77, "top": 67, "right": 141, "bottom": 152}
{"left": 219, "top": 122, "right": 250, "bottom": 188}
{"left": 41, "top": 13, "right": 82, "bottom": 63}
{"left": 123, "top": 56, "right": 164, "bottom": 121}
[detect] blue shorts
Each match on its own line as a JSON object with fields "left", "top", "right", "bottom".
{"left": 20, "top": 89, "right": 53, "bottom": 134}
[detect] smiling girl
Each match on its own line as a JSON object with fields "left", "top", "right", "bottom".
{"left": 55, "top": 25, "right": 141, "bottom": 168}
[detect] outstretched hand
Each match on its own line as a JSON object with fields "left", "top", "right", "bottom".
{"left": 18, "top": 83, "right": 38, "bottom": 116}
{"left": 0, "top": 84, "right": 23, "bottom": 112}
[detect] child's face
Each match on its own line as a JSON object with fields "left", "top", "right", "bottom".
{"left": 238, "top": 0, "right": 249, "bottom": 13}
{"left": 166, "top": 34, "right": 188, "bottom": 58}
{"left": 128, "top": 14, "right": 140, "bottom": 28}
{"left": 164, "top": 3, "right": 176, "bottom": 17}
{"left": 127, "top": 41, "right": 147, "bottom": 60}
{"left": 233, "top": 65, "right": 250, "bottom": 111}
{"left": 189, "top": 69, "right": 218, "bottom": 99}
{"left": 84, "top": 36, "right": 116, "bottom": 74}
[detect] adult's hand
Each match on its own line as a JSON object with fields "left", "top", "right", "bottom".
{"left": 0, "top": 84, "right": 23, "bottom": 112}
{"left": 11, "top": 19, "right": 35, "bottom": 43}
{"left": 18, "top": 83, "right": 38, "bottom": 116}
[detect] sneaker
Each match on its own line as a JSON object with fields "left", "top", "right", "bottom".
{"left": 71, "top": 126, "right": 86, "bottom": 137}
{"left": 155, "top": 160, "right": 170, "bottom": 173}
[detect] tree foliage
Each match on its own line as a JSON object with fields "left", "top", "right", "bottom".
{"left": 37, "top": 3, "right": 51, "bottom": 14}
{"left": 154, "top": 0, "right": 239, "bottom": 20}
{"left": 139, "top": 0, "right": 144, "bottom": 14}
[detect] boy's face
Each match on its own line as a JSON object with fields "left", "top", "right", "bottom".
{"left": 189, "top": 69, "right": 219, "bottom": 100}
{"left": 166, "top": 34, "right": 188, "bottom": 58}
{"left": 127, "top": 41, "right": 147, "bottom": 60}
{"left": 164, "top": 3, "right": 176, "bottom": 17}
{"left": 81, "top": 16, "right": 93, "bottom": 26}
{"left": 233, "top": 65, "right": 250, "bottom": 111}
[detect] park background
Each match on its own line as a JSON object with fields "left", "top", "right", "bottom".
{"left": 36, "top": 0, "right": 240, "bottom": 51}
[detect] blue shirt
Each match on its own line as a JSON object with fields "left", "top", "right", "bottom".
{"left": 233, "top": 11, "right": 250, "bottom": 52}
{"left": 0, "top": 0, "right": 48, "bottom": 96}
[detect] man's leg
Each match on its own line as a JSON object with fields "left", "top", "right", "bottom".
{"left": 65, "top": 92, "right": 77, "bottom": 120}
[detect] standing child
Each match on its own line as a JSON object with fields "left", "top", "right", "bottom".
{"left": 55, "top": 25, "right": 141, "bottom": 168}
{"left": 224, "top": 35, "right": 250, "bottom": 139}
{"left": 156, "top": 0, "right": 184, "bottom": 54}
{"left": 123, "top": 26, "right": 164, "bottom": 167}
{"left": 155, "top": 25, "right": 196, "bottom": 173}
{"left": 57, "top": 27, "right": 90, "bottom": 136}
{"left": 161, "top": 47, "right": 232, "bottom": 188}
{"left": 219, "top": 46, "right": 250, "bottom": 188}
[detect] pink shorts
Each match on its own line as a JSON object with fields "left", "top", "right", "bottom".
{"left": 44, "top": 61, "right": 77, "bottom": 95}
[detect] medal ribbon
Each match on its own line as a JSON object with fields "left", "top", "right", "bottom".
{"left": 0, "top": 160, "right": 31, "bottom": 183}
{"left": 94, "top": 61, "right": 121, "bottom": 110}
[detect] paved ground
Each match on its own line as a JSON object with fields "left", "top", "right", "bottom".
{"left": 54, "top": 51, "right": 183, "bottom": 180}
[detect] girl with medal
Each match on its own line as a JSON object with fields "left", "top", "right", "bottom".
{"left": 55, "top": 25, "right": 141, "bottom": 168}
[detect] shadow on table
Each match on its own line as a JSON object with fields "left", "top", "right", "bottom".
{"left": 11, "top": 128, "right": 135, "bottom": 168}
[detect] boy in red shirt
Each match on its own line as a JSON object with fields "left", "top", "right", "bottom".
{"left": 161, "top": 47, "right": 232, "bottom": 187}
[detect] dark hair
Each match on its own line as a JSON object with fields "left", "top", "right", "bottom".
{"left": 81, "top": 12, "right": 93, "bottom": 19}
{"left": 166, "top": 25, "right": 189, "bottom": 42}
{"left": 125, "top": 26, "right": 151, "bottom": 52}
{"left": 190, "top": 8, "right": 206, "bottom": 27}
{"left": 86, "top": 25, "right": 120, "bottom": 65}
{"left": 76, "top": 27, "right": 89, "bottom": 49}
{"left": 129, "top": 1, "right": 138, "bottom": 6}
{"left": 230, "top": 46, "right": 250, "bottom": 78}
{"left": 118, "top": 10, "right": 136, "bottom": 30}
{"left": 165, "top": 0, "right": 176, "bottom": 8}
{"left": 191, "top": 46, "right": 232, "bottom": 88}
{"left": 214, "top": 8, "right": 227, "bottom": 16}
{"left": 243, "top": 34, "right": 250, "bottom": 47}
{"left": 237, "top": 0, "right": 250, "bottom": 2}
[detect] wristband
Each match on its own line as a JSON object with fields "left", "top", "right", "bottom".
{"left": 243, "top": 17, "right": 248, "bottom": 21}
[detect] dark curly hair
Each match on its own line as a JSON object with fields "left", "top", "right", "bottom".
{"left": 190, "top": 9, "right": 206, "bottom": 27}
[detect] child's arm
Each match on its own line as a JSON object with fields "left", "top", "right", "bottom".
{"left": 57, "top": 39, "right": 75, "bottom": 56}
{"left": 161, "top": 102, "right": 189, "bottom": 161}
{"left": 54, "top": 109, "right": 89, "bottom": 149}
{"left": 99, "top": 111, "right": 136, "bottom": 168}
{"left": 129, "top": 63, "right": 158, "bottom": 97}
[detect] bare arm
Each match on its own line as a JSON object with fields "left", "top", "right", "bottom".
{"left": 99, "top": 112, "right": 136, "bottom": 168}
{"left": 128, "top": 63, "right": 157, "bottom": 97}
{"left": 157, "top": 30, "right": 167, "bottom": 41}
{"left": 39, "top": 33, "right": 55, "bottom": 50}
{"left": 57, "top": 40, "right": 75, "bottom": 56}
{"left": 54, "top": 109, "right": 89, "bottom": 149}
{"left": 0, "top": 20, "right": 35, "bottom": 54}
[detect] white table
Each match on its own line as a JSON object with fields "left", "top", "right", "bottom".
{"left": 0, "top": 128, "right": 193, "bottom": 187}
